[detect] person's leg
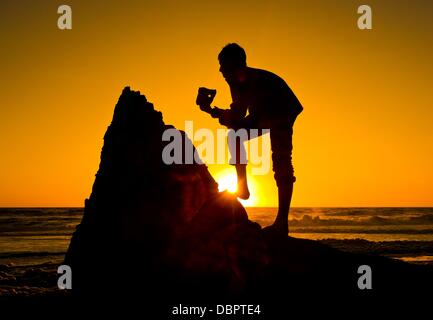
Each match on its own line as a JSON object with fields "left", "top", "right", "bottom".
{"left": 273, "top": 179, "right": 294, "bottom": 231}
{"left": 235, "top": 164, "right": 250, "bottom": 200}
{"left": 228, "top": 128, "right": 250, "bottom": 199}
{"left": 227, "top": 127, "right": 266, "bottom": 200}
{"left": 268, "top": 126, "right": 295, "bottom": 234}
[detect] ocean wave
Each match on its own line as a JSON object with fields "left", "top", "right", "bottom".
{"left": 0, "top": 216, "right": 82, "bottom": 223}
{"left": 320, "top": 207, "right": 433, "bottom": 217}
{"left": 292, "top": 227, "right": 433, "bottom": 234}
{"left": 0, "top": 251, "right": 65, "bottom": 259}
{"left": 0, "top": 208, "right": 83, "bottom": 216}
{"left": 289, "top": 214, "right": 433, "bottom": 226}
{"left": 319, "top": 239, "right": 433, "bottom": 255}
{"left": 0, "top": 231, "right": 74, "bottom": 237}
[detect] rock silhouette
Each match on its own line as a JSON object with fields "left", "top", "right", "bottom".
{"left": 65, "top": 87, "right": 433, "bottom": 310}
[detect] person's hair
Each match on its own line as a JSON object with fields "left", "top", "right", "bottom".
{"left": 218, "top": 43, "right": 247, "bottom": 68}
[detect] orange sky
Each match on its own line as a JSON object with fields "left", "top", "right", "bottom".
{"left": 0, "top": 0, "right": 432, "bottom": 207}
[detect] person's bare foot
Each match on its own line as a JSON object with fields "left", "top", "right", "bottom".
{"left": 236, "top": 178, "right": 250, "bottom": 200}
{"left": 236, "top": 186, "right": 250, "bottom": 200}
{"left": 263, "top": 219, "right": 288, "bottom": 235}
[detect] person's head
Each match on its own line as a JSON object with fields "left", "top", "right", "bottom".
{"left": 218, "top": 43, "right": 247, "bottom": 83}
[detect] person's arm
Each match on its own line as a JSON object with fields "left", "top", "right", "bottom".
{"left": 216, "top": 85, "right": 248, "bottom": 128}
{"left": 229, "top": 85, "right": 248, "bottom": 119}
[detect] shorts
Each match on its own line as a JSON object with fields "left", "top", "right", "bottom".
{"left": 227, "top": 123, "right": 296, "bottom": 187}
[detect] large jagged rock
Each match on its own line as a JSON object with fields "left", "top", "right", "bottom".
{"left": 65, "top": 87, "right": 266, "bottom": 298}
{"left": 65, "top": 87, "right": 433, "bottom": 308}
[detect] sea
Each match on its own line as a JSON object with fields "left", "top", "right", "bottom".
{"left": 1, "top": 207, "right": 433, "bottom": 295}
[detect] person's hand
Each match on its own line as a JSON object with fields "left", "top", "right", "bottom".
{"left": 210, "top": 107, "right": 221, "bottom": 118}
{"left": 199, "top": 104, "right": 212, "bottom": 114}
{"left": 218, "top": 110, "right": 233, "bottom": 127}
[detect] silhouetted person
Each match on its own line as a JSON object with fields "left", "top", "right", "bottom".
{"left": 200, "top": 43, "right": 303, "bottom": 234}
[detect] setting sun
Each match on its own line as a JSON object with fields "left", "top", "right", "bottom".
{"left": 216, "top": 171, "right": 238, "bottom": 194}
{"left": 214, "top": 169, "right": 257, "bottom": 207}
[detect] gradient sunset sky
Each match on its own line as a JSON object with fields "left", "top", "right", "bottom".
{"left": 0, "top": 0, "right": 432, "bottom": 207}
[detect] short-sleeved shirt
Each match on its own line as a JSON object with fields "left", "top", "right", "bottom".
{"left": 228, "top": 67, "right": 303, "bottom": 128}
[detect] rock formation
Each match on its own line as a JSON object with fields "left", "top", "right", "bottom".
{"left": 65, "top": 87, "right": 264, "bottom": 298}
{"left": 65, "top": 87, "right": 433, "bottom": 310}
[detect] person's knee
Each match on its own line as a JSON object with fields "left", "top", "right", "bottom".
{"left": 274, "top": 173, "right": 296, "bottom": 188}
{"left": 272, "top": 155, "right": 295, "bottom": 187}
